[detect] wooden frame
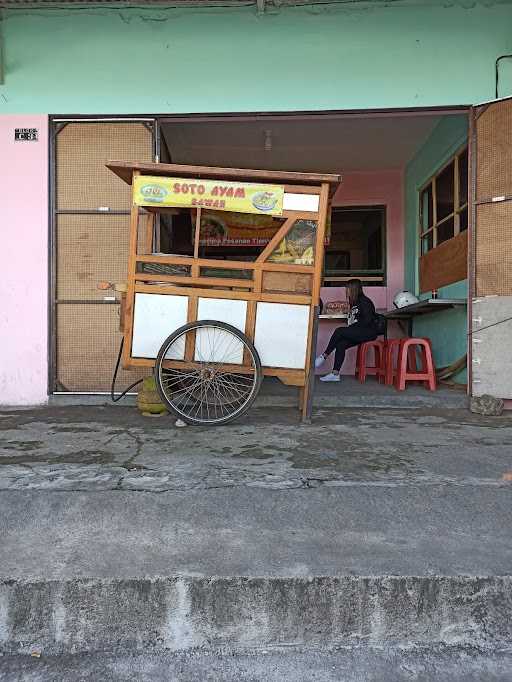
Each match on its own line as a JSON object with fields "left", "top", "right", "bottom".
{"left": 418, "top": 145, "right": 469, "bottom": 293}
{"left": 419, "top": 145, "right": 469, "bottom": 257}
{"left": 107, "top": 161, "right": 340, "bottom": 420}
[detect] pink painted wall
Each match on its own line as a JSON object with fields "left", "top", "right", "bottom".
{"left": 316, "top": 170, "right": 404, "bottom": 375}
{"left": 0, "top": 116, "right": 48, "bottom": 405}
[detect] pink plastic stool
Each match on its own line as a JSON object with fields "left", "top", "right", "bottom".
{"left": 356, "top": 340, "right": 386, "bottom": 384}
{"left": 395, "top": 338, "right": 436, "bottom": 391}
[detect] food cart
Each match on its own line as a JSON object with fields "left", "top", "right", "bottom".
{"left": 107, "top": 161, "right": 341, "bottom": 425}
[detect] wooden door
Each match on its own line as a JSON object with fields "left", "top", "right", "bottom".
{"left": 471, "top": 97, "right": 512, "bottom": 296}
{"left": 469, "top": 97, "right": 512, "bottom": 397}
{"left": 53, "top": 121, "right": 154, "bottom": 392}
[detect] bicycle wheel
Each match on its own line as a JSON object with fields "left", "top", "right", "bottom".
{"left": 154, "top": 320, "right": 262, "bottom": 426}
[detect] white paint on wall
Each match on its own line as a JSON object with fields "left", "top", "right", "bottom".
{"left": 254, "top": 302, "right": 310, "bottom": 369}
{"left": 472, "top": 296, "right": 512, "bottom": 398}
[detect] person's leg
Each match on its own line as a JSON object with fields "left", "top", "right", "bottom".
{"left": 333, "top": 338, "right": 357, "bottom": 372}
{"left": 320, "top": 327, "right": 377, "bottom": 381}
{"left": 324, "top": 326, "right": 346, "bottom": 356}
{"left": 315, "top": 326, "right": 346, "bottom": 368}
{"left": 320, "top": 330, "right": 358, "bottom": 381}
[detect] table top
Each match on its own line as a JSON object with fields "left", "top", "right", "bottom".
{"left": 319, "top": 313, "right": 349, "bottom": 319}
{"left": 384, "top": 298, "right": 467, "bottom": 319}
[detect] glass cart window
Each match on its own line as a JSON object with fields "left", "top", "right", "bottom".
{"left": 200, "top": 211, "right": 284, "bottom": 262}
{"left": 267, "top": 219, "right": 317, "bottom": 266}
{"left": 159, "top": 208, "right": 195, "bottom": 256}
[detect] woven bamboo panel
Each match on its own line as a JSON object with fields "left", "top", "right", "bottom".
{"left": 419, "top": 231, "right": 467, "bottom": 294}
{"left": 56, "top": 122, "right": 152, "bottom": 210}
{"left": 475, "top": 202, "right": 512, "bottom": 296}
{"left": 476, "top": 100, "right": 512, "bottom": 201}
{"left": 57, "top": 214, "right": 135, "bottom": 301}
{"left": 56, "top": 304, "right": 150, "bottom": 392}
{"left": 262, "top": 271, "right": 312, "bottom": 294}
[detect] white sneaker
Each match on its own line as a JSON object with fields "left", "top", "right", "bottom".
{"left": 315, "top": 355, "right": 326, "bottom": 368}
{"left": 320, "top": 372, "right": 341, "bottom": 382}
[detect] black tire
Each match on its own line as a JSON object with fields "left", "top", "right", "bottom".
{"left": 154, "top": 320, "right": 262, "bottom": 426}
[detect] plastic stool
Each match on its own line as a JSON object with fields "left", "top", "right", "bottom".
{"left": 395, "top": 338, "right": 436, "bottom": 391}
{"left": 384, "top": 338, "right": 420, "bottom": 385}
{"left": 383, "top": 338, "right": 402, "bottom": 386}
{"left": 356, "top": 340, "right": 386, "bottom": 383}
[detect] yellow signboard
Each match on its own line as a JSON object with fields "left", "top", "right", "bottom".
{"left": 133, "top": 175, "right": 284, "bottom": 216}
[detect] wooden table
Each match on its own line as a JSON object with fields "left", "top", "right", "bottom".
{"left": 383, "top": 298, "right": 467, "bottom": 337}
{"left": 318, "top": 313, "right": 349, "bottom": 320}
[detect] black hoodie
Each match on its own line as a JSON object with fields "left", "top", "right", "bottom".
{"left": 347, "top": 293, "right": 377, "bottom": 329}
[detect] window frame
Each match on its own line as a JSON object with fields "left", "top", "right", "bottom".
{"left": 323, "top": 204, "right": 387, "bottom": 286}
{"left": 419, "top": 145, "right": 468, "bottom": 256}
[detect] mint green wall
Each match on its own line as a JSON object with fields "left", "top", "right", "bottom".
{"left": 404, "top": 116, "right": 469, "bottom": 383}
{"left": 413, "top": 280, "right": 468, "bottom": 382}
{"left": 1, "top": 4, "right": 512, "bottom": 114}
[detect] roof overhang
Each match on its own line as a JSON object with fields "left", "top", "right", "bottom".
{"left": 107, "top": 160, "right": 341, "bottom": 187}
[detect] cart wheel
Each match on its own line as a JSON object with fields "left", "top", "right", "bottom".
{"left": 154, "top": 320, "right": 263, "bottom": 426}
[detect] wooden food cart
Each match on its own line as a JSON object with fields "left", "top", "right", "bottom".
{"left": 107, "top": 161, "right": 340, "bottom": 425}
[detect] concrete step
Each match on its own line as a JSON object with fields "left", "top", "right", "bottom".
{"left": 2, "top": 646, "right": 512, "bottom": 681}
{"left": 1, "top": 487, "right": 512, "bottom": 655}
{"left": 2, "top": 575, "right": 512, "bottom": 655}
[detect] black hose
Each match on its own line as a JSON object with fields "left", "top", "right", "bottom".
{"left": 110, "top": 337, "right": 143, "bottom": 403}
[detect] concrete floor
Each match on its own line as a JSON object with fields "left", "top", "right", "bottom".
{"left": 49, "top": 375, "right": 468, "bottom": 410}
{"left": 0, "top": 402, "right": 506, "bottom": 495}
{"left": 2, "top": 646, "right": 512, "bottom": 682}
{"left": 1, "top": 403, "right": 512, "bottom": 578}
{"left": 1, "top": 403, "right": 512, "bottom": 664}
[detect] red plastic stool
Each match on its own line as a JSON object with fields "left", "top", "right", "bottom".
{"left": 356, "top": 340, "right": 386, "bottom": 383}
{"left": 395, "top": 338, "right": 436, "bottom": 391}
{"left": 384, "top": 338, "right": 420, "bottom": 385}
{"left": 383, "top": 338, "right": 402, "bottom": 386}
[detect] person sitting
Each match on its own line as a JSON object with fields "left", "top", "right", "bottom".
{"left": 316, "top": 279, "right": 378, "bottom": 383}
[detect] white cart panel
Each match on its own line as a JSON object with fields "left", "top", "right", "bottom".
{"left": 132, "top": 293, "right": 188, "bottom": 359}
{"left": 254, "top": 302, "right": 310, "bottom": 369}
{"left": 283, "top": 193, "right": 320, "bottom": 212}
{"left": 195, "top": 298, "right": 248, "bottom": 364}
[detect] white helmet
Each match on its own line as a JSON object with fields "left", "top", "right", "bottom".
{"left": 393, "top": 290, "right": 419, "bottom": 308}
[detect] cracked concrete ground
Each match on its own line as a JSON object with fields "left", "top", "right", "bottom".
{"left": 1, "top": 403, "right": 512, "bottom": 578}
{"left": 0, "top": 404, "right": 511, "bottom": 492}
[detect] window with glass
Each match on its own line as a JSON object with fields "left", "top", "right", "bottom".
{"left": 419, "top": 146, "right": 468, "bottom": 255}
{"left": 158, "top": 208, "right": 284, "bottom": 262}
{"left": 323, "top": 206, "right": 386, "bottom": 286}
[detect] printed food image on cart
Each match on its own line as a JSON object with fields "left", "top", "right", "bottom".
{"left": 200, "top": 211, "right": 282, "bottom": 247}
{"left": 140, "top": 183, "right": 168, "bottom": 203}
{"left": 268, "top": 219, "right": 317, "bottom": 266}
{"left": 251, "top": 190, "right": 279, "bottom": 212}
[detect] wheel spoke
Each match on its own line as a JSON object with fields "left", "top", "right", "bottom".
{"left": 156, "top": 322, "right": 260, "bottom": 424}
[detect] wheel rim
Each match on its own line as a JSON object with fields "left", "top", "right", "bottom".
{"left": 156, "top": 322, "right": 260, "bottom": 424}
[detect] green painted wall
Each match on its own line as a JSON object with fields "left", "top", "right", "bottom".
{"left": 1, "top": 4, "right": 512, "bottom": 114}
{"left": 404, "top": 115, "right": 469, "bottom": 383}
{"left": 413, "top": 280, "right": 468, "bottom": 382}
